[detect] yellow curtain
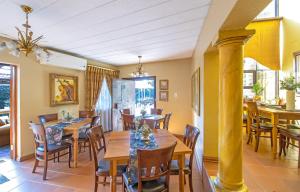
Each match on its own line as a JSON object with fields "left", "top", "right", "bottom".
{"left": 245, "top": 19, "right": 281, "bottom": 70}
{"left": 85, "top": 65, "right": 119, "bottom": 111}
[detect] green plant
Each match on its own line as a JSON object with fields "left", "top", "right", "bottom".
{"left": 280, "top": 75, "right": 300, "bottom": 90}
{"left": 252, "top": 82, "right": 264, "bottom": 96}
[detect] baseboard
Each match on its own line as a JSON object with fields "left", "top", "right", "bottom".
{"left": 17, "top": 153, "right": 34, "bottom": 162}
{"left": 203, "top": 156, "right": 219, "bottom": 163}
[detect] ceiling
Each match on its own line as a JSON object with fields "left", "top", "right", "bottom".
{"left": 0, "top": 0, "right": 211, "bottom": 65}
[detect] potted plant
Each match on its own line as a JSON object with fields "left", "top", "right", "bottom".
{"left": 280, "top": 75, "right": 300, "bottom": 110}
{"left": 252, "top": 82, "right": 264, "bottom": 101}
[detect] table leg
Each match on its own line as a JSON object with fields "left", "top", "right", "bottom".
{"left": 271, "top": 114, "right": 279, "bottom": 159}
{"left": 178, "top": 154, "right": 185, "bottom": 192}
{"left": 246, "top": 113, "right": 250, "bottom": 134}
{"left": 73, "top": 138, "right": 78, "bottom": 168}
{"left": 110, "top": 160, "right": 117, "bottom": 192}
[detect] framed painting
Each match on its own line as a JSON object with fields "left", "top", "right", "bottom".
{"left": 50, "top": 73, "right": 79, "bottom": 106}
{"left": 192, "top": 68, "right": 200, "bottom": 116}
{"left": 243, "top": 70, "right": 256, "bottom": 89}
{"left": 159, "top": 91, "right": 168, "bottom": 102}
{"left": 159, "top": 79, "right": 169, "bottom": 90}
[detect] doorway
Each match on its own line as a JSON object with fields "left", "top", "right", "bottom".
{"left": 126, "top": 76, "right": 156, "bottom": 115}
{"left": 0, "top": 64, "right": 17, "bottom": 160}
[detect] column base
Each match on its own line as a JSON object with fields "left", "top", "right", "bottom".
{"left": 212, "top": 176, "right": 248, "bottom": 192}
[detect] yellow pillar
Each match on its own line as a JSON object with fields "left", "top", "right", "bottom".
{"left": 214, "top": 29, "right": 254, "bottom": 192}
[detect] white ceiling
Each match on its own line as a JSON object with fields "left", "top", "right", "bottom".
{"left": 0, "top": 0, "right": 211, "bottom": 65}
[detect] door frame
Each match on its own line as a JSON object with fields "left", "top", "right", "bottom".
{"left": 123, "top": 76, "right": 157, "bottom": 108}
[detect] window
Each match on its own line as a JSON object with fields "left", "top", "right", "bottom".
{"left": 0, "top": 64, "right": 11, "bottom": 124}
{"left": 243, "top": 58, "right": 278, "bottom": 102}
{"left": 256, "top": 0, "right": 279, "bottom": 19}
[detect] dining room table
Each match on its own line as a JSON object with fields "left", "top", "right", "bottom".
{"left": 44, "top": 117, "right": 92, "bottom": 168}
{"left": 104, "top": 129, "right": 192, "bottom": 192}
{"left": 244, "top": 103, "right": 300, "bottom": 158}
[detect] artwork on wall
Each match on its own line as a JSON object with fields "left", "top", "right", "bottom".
{"left": 192, "top": 68, "right": 200, "bottom": 116}
{"left": 159, "top": 79, "right": 169, "bottom": 90}
{"left": 159, "top": 91, "right": 168, "bottom": 102}
{"left": 50, "top": 73, "right": 79, "bottom": 106}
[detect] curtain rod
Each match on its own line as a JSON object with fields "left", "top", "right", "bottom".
{"left": 87, "top": 64, "right": 119, "bottom": 71}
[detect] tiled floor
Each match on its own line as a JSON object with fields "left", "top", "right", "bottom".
{"left": 0, "top": 148, "right": 201, "bottom": 192}
{"left": 1, "top": 133, "right": 299, "bottom": 192}
{"left": 205, "top": 133, "right": 300, "bottom": 192}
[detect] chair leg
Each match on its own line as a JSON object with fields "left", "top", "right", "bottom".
{"left": 58, "top": 151, "right": 60, "bottom": 162}
{"left": 270, "top": 132, "right": 273, "bottom": 147}
{"left": 68, "top": 146, "right": 72, "bottom": 168}
{"left": 32, "top": 159, "right": 39, "bottom": 173}
{"left": 95, "top": 176, "right": 99, "bottom": 192}
{"left": 255, "top": 132, "right": 260, "bottom": 152}
{"left": 89, "top": 143, "right": 92, "bottom": 161}
{"left": 188, "top": 173, "right": 193, "bottom": 192}
{"left": 184, "top": 174, "right": 186, "bottom": 185}
{"left": 43, "top": 160, "right": 48, "bottom": 180}
{"left": 298, "top": 141, "right": 300, "bottom": 168}
{"left": 53, "top": 153, "right": 56, "bottom": 162}
{"left": 103, "top": 176, "right": 107, "bottom": 186}
{"left": 283, "top": 136, "right": 287, "bottom": 156}
{"left": 279, "top": 134, "right": 283, "bottom": 157}
{"left": 247, "top": 131, "right": 252, "bottom": 144}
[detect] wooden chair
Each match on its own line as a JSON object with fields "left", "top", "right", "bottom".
{"left": 246, "top": 101, "right": 273, "bottom": 152}
{"left": 87, "top": 126, "right": 126, "bottom": 192}
{"left": 122, "top": 114, "right": 135, "bottom": 130}
{"left": 78, "top": 115, "right": 101, "bottom": 161}
{"left": 278, "top": 125, "right": 300, "bottom": 168}
{"left": 150, "top": 108, "right": 163, "bottom": 115}
{"left": 121, "top": 108, "right": 131, "bottom": 114}
{"left": 123, "top": 142, "right": 177, "bottom": 192}
{"left": 79, "top": 110, "right": 94, "bottom": 118}
{"left": 170, "top": 125, "right": 200, "bottom": 192}
{"left": 162, "top": 113, "right": 172, "bottom": 130}
{"left": 30, "top": 122, "right": 72, "bottom": 180}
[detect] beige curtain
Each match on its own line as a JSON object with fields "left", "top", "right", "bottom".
{"left": 245, "top": 18, "right": 281, "bottom": 70}
{"left": 85, "top": 65, "right": 119, "bottom": 111}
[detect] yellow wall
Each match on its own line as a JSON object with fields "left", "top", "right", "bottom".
{"left": 203, "top": 51, "right": 219, "bottom": 158}
{"left": 282, "top": 18, "right": 300, "bottom": 72}
{"left": 0, "top": 38, "right": 115, "bottom": 158}
{"left": 118, "top": 58, "right": 192, "bottom": 135}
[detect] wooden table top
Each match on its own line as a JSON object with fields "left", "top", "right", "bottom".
{"left": 136, "top": 114, "right": 165, "bottom": 121}
{"left": 243, "top": 103, "right": 300, "bottom": 114}
{"left": 44, "top": 118, "right": 91, "bottom": 131}
{"left": 104, "top": 129, "right": 192, "bottom": 160}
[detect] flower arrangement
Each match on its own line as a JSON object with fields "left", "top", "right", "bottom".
{"left": 280, "top": 75, "right": 300, "bottom": 90}
{"left": 252, "top": 82, "right": 264, "bottom": 96}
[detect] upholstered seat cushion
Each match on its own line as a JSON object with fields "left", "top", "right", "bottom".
{"left": 170, "top": 158, "right": 191, "bottom": 174}
{"left": 96, "top": 159, "right": 126, "bottom": 176}
{"left": 123, "top": 172, "right": 167, "bottom": 192}
{"left": 251, "top": 123, "right": 273, "bottom": 130}
{"left": 37, "top": 142, "right": 71, "bottom": 152}
{"left": 280, "top": 128, "right": 300, "bottom": 138}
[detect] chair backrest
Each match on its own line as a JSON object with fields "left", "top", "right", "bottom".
{"left": 183, "top": 125, "right": 200, "bottom": 169}
{"left": 163, "top": 113, "right": 172, "bottom": 130}
{"left": 246, "top": 101, "right": 260, "bottom": 127}
{"left": 86, "top": 126, "right": 106, "bottom": 172}
{"left": 29, "top": 122, "right": 47, "bottom": 157}
{"left": 150, "top": 108, "right": 163, "bottom": 115}
{"left": 122, "top": 108, "right": 131, "bottom": 114}
{"left": 137, "top": 142, "right": 177, "bottom": 192}
{"left": 90, "top": 115, "right": 101, "bottom": 128}
{"left": 38, "top": 113, "right": 58, "bottom": 125}
{"left": 79, "top": 110, "right": 94, "bottom": 118}
{"left": 122, "top": 114, "right": 135, "bottom": 130}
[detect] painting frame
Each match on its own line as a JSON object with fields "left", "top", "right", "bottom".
{"left": 50, "top": 73, "right": 79, "bottom": 106}
{"left": 159, "top": 79, "right": 169, "bottom": 90}
{"left": 191, "top": 68, "right": 200, "bottom": 116}
{"left": 159, "top": 91, "right": 168, "bottom": 102}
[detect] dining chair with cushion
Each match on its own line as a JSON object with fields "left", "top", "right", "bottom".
{"left": 78, "top": 115, "right": 101, "bottom": 161}
{"left": 123, "top": 142, "right": 177, "bottom": 192}
{"left": 79, "top": 110, "right": 94, "bottom": 118}
{"left": 30, "top": 122, "right": 72, "bottom": 180}
{"left": 170, "top": 125, "right": 200, "bottom": 192}
{"left": 162, "top": 113, "right": 172, "bottom": 130}
{"left": 87, "top": 126, "right": 126, "bottom": 192}
{"left": 150, "top": 108, "right": 163, "bottom": 115}
{"left": 122, "top": 114, "right": 135, "bottom": 131}
{"left": 246, "top": 101, "right": 273, "bottom": 152}
{"left": 122, "top": 108, "right": 131, "bottom": 115}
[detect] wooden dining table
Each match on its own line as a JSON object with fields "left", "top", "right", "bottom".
{"left": 104, "top": 129, "right": 191, "bottom": 192}
{"left": 44, "top": 118, "right": 92, "bottom": 168}
{"left": 244, "top": 104, "right": 300, "bottom": 158}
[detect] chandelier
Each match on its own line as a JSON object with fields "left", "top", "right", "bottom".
{"left": 131, "top": 56, "right": 148, "bottom": 77}
{"left": 0, "top": 5, "right": 50, "bottom": 61}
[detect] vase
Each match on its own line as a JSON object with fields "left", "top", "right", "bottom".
{"left": 286, "top": 90, "right": 295, "bottom": 110}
